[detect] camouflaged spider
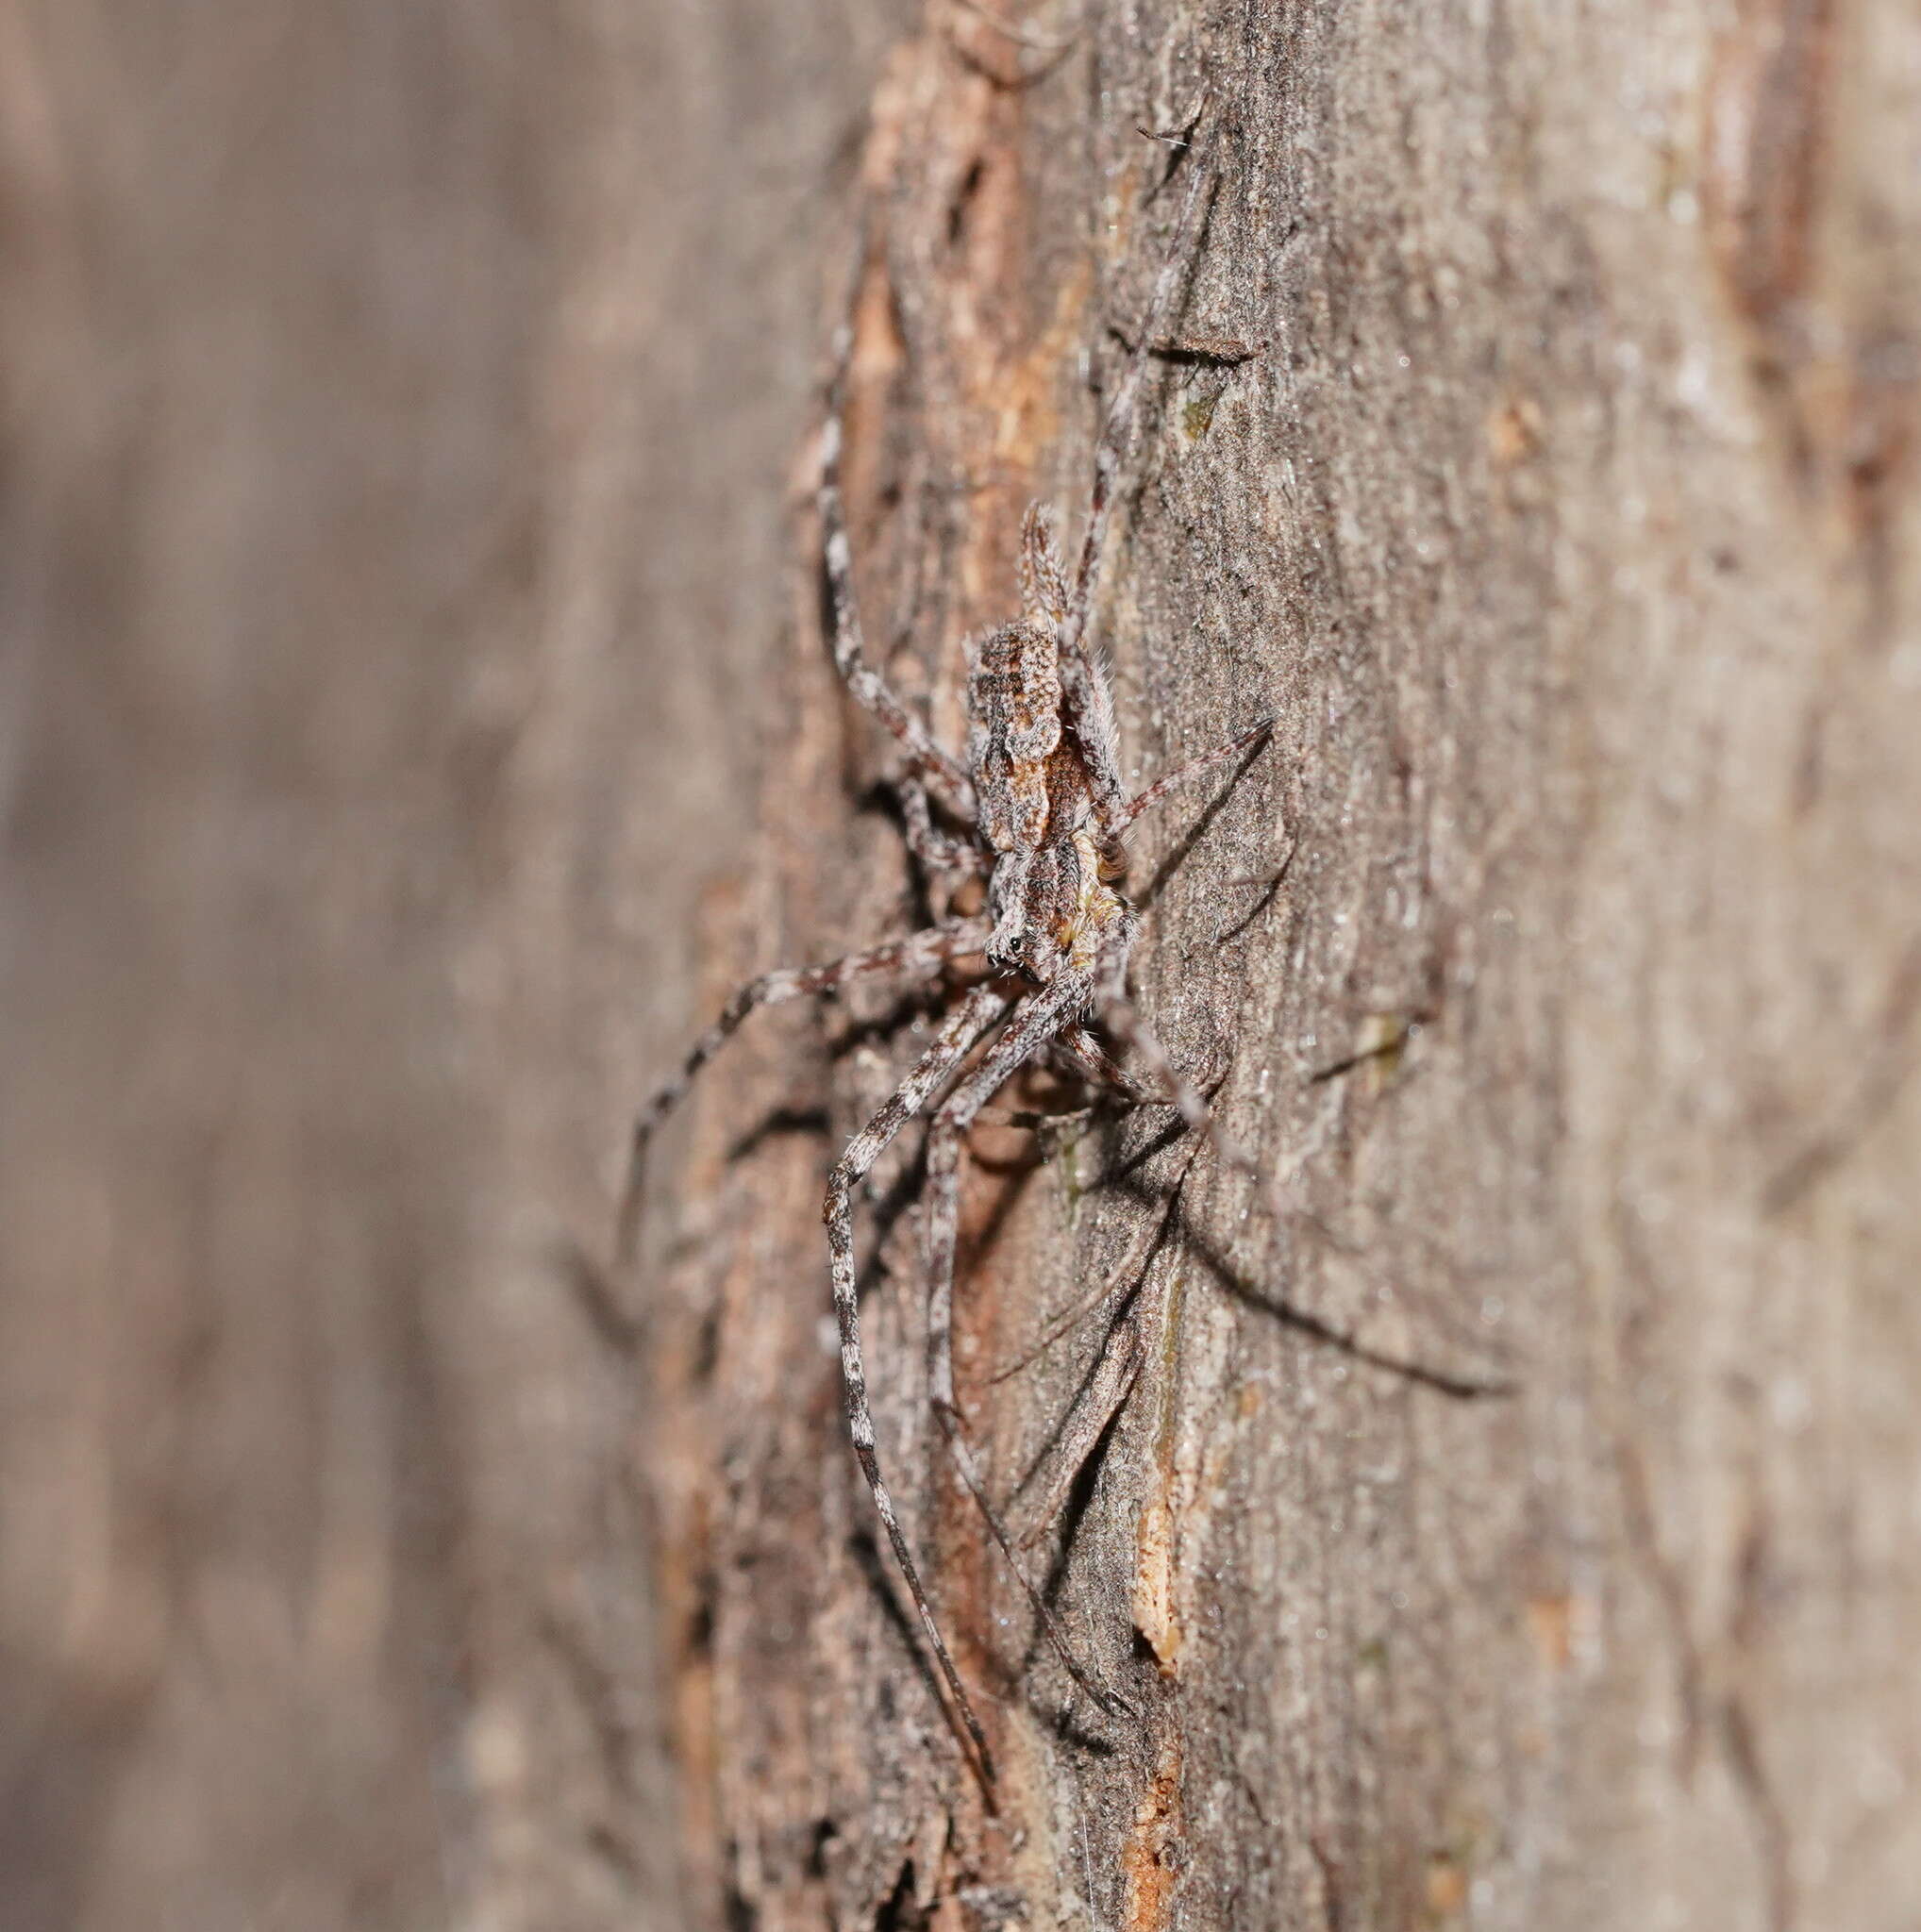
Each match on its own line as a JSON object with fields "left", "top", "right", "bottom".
{"left": 616, "top": 123, "right": 1271, "bottom": 1785}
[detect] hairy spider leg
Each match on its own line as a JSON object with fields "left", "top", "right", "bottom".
{"left": 899, "top": 774, "right": 991, "bottom": 877}
{"left": 1121, "top": 716, "right": 1276, "bottom": 830}
{"left": 826, "top": 979, "right": 1012, "bottom": 1784}
{"left": 1012, "top": 1317, "right": 1146, "bottom": 1550}
{"left": 1091, "top": 907, "right": 1266, "bottom": 1187}
{"left": 987, "top": 1130, "right": 1208, "bottom": 1392}
{"left": 616, "top": 914, "right": 991, "bottom": 1265}
{"left": 920, "top": 971, "right": 1136, "bottom": 1719}
{"left": 1058, "top": 115, "right": 1218, "bottom": 841}
{"left": 1050, "top": 1021, "right": 1161, "bottom": 1104}
{"left": 820, "top": 322, "right": 977, "bottom": 824}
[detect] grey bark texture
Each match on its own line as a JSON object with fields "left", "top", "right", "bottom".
{"left": 2, "top": 3, "right": 1917, "bottom": 1931}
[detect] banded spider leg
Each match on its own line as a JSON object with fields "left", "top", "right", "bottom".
{"left": 614, "top": 915, "right": 988, "bottom": 1266}
{"left": 824, "top": 980, "right": 1013, "bottom": 1781}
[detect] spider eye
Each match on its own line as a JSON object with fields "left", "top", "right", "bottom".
{"left": 988, "top": 929, "right": 1037, "bottom": 982}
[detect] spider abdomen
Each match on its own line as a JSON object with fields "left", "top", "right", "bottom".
{"left": 969, "top": 621, "right": 1062, "bottom": 852}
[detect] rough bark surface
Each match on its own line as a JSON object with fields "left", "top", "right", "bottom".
{"left": 638, "top": 5, "right": 1921, "bottom": 1930}
{"left": 2, "top": 2, "right": 1917, "bottom": 1931}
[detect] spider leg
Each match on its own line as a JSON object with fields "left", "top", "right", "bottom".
{"left": 1122, "top": 717, "right": 1276, "bottom": 830}
{"left": 616, "top": 914, "right": 989, "bottom": 1264}
{"left": 1058, "top": 112, "right": 1217, "bottom": 841}
{"left": 976, "top": 1020, "right": 1221, "bottom": 1394}
{"left": 920, "top": 972, "right": 1137, "bottom": 1718}
{"left": 988, "top": 1129, "right": 1207, "bottom": 1390}
{"left": 827, "top": 980, "right": 1012, "bottom": 1782}
{"left": 899, "top": 773, "right": 990, "bottom": 877}
{"left": 1012, "top": 1318, "right": 1145, "bottom": 1549}
{"left": 1092, "top": 910, "right": 1266, "bottom": 1188}
{"left": 1051, "top": 1021, "right": 1161, "bottom": 1105}
{"left": 820, "top": 321, "right": 977, "bottom": 824}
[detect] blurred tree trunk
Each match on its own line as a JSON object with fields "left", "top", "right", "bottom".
{"left": 0, "top": 3, "right": 904, "bottom": 1928}
{"left": 3, "top": 4, "right": 1918, "bottom": 1932}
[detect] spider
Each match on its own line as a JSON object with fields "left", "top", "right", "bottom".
{"left": 617, "top": 119, "right": 1273, "bottom": 1786}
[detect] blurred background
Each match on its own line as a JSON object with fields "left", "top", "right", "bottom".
{"left": 0, "top": 5, "right": 905, "bottom": 1924}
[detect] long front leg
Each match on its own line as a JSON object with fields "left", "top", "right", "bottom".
{"left": 1092, "top": 914, "right": 1266, "bottom": 1189}
{"left": 820, "top": 323, "right": 977, "bottom": 823}
{"left": 1057, "top": 117, "right": 1216, "bottom": 841}
{"left": 919, "top": 974, "right": 1135, "bottom": 1716}
{"left": 616, "top": 915, "right": 989, "bottom": 1263}
{"left": 826, "top": 980, "right": 1011, "bottom": 1783}
{"left": 1122, "top": 717, "right": 1275, "bottom": 830}
{"left": 1051, "top": 1021, "right": 1161, "bottom": 1105}
{"left": 1064, "top": 121, "right": 1213, "bottom": 642}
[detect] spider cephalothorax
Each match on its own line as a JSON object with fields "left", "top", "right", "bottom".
{"left": 618, "top": 118, "right": 1271, "bottom": 1786}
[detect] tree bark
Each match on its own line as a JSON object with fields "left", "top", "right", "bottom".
{"left": 639, "top": 5, "right": 1921, "bottom": 1930}
{"left": 3, "top": 3, "right": 1917, "bottom": 1931}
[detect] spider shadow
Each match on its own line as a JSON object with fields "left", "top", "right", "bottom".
{"left": 715, "top": 974, "right": 979, "bottom": 1176}
{"left": 989, "top": 1108, "right": 1192, "bottom": 1516}
{"left": 1003, "top": 1375, "right": 1145, "bottom": 1759}
{"left": 1106, "top": 1158, "right": 1518, "bottom": 1402}
{"left": 957, "top": 1110, "right": 1191, "bottom": 1748}
{"left": 1211, "top": 841, "right": 1297, "bottom": 944}
{"left": 971, "top": 1117, "right": 1515, "bottom": 1748}
{"left": 994, "top": 1074, "right": 1515, "bottom": 1406}
{"left": 1130, "top": 732, "right": 1276, "bottom": 919}
{"left": 846, "top": 1523, "right": 998, "bottom": 1779}
{"left": 852, "top": 778, "right": 977, "bottom": 930}
{"left": 726, "top": 1105, "right": 831, "bottom": 1165}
